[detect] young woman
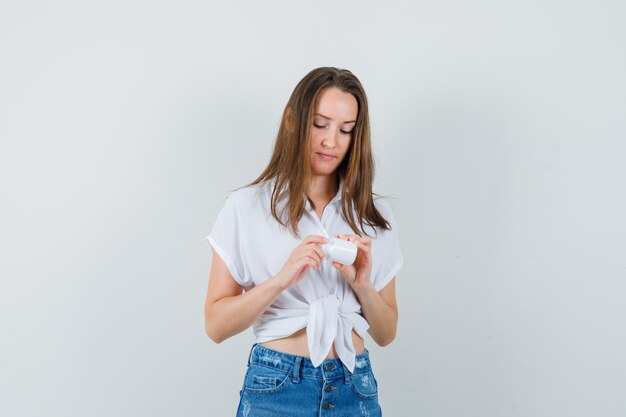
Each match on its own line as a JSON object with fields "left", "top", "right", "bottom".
{"left": 204, "top": 67, "right": 403, "bottom": 417}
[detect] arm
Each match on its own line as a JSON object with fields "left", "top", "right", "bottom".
{"left": 204, "top": 236, "right": 327, "bottom": 343}
{"left": 332, "top": 233, "right": 399, "bottom": 347}
{"left": 203, "top": 248, "right": 285, "bottom": 343}
{"left": 352, "top": 278, "right": 398, "bottom": 346}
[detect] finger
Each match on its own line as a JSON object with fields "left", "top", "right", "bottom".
{"left": 340, "top": 234, "right": 363, "bottom": 242}
{"left": 302, "top": 254, "right": 321, "bottom": 269}
{"left": 332, "top": 261, "right": 346, "bottom": 270}
{"left": 349, "top": 236, "right": 372, "bottom": 247}
{"left": 295, "top": 257, "right": 317, "bottom": 271}
{"left": 296, "top": 240, "right": 323, "bottom": 255}
{"left": 353, "top": 239, "right": 371, "bottom": 250}
{"left": 296, "top": 246, "right": 324, "bottom": 263}
{"left": 303, "top": 235, "right": 329, "bottom": 245}
{"left": 302, "top": 248, "right": 322, "bottom": 265}
{"left": 354, "top": 243, "right": 373, "bottom": 260}
{"left": 312, "top": 246, "right": 325, "bottom": 262}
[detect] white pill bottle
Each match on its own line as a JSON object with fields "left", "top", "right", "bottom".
{"left": 321, "top": 237, "right": 357, "bottom": 265}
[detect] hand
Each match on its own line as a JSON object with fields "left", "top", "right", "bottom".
{"left": 274, "top": 235, "right": 328, "bottom": 289}
{"left": 331, "top": 234, "right": 373, "bottom": 290}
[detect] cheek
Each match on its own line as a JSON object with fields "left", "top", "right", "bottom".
{"left": 338, "top": 136, "right": 352, "bottom": 153}
{"left": 308, "top": 135, "right": 320, "bottom": 152}
{"left": 310, "top": 128, "right": 324, "bottom": 141}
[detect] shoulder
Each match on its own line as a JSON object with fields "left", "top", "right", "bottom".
{"left": 373, "top": 196, "right": 398, "bottom": 225}
{"left": 373, "top": 196, "right": 393, "bottom": 214}
{"left": 222, "top": 181, "right": 271, "bottom": 212}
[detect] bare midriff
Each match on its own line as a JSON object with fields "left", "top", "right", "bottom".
{"left": 261, "top": 327, "right": 365, "bottom": 359}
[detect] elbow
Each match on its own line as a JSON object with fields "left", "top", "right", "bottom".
{"left": 377, "top": 310, "right": 399, "bottom": 347}
{"left": 377, "top": 333, "right": 396, "bottom": 347}
{"left": 374, "top": 320, "right": 397, "bottom": 347}
{"left": 205, "top": 328, "right": 224, "bottom": 344}
{"left": 204, "top": 317, "right": 227, "bottom": 344}
{"left": 204, "top": 302, "right": 228, "bottom": 343}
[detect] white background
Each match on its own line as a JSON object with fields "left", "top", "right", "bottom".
{"left": 1, "top": 1, "right": 625, "bottom": 416}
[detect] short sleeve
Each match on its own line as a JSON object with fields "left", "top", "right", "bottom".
{"left": 206, "top": 193, "right": 252, "bottom": 287}
{"left": 370, "top": 198, "right": 404, "bottom": 292}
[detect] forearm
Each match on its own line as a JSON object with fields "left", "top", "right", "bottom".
{"left": 353, "top": 284, "right": 398, "bottom": 346}
{"left": 205, "top": 276, "right": 285, "bottom": 343}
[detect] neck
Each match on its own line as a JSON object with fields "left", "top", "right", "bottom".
{"left": 308, "top": 174, "right": 339, "bottom": 200}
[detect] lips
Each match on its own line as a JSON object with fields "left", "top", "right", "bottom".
{"left": 316, "top": 152, "right": 336, "bottom": 158}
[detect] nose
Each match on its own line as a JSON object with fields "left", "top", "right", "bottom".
{"left": 321, "top": 128, "right": 340, "bottom": 148}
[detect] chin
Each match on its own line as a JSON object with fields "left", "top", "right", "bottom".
{"left": 312, "top": 169, "right": 337, "bottom": 176}
{"left": 310, "top": 160, "right": 336, "bottom": 175}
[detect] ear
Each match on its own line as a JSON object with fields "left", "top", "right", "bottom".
{"left": 283, "top": 106, "right": 295, "bottom": 133}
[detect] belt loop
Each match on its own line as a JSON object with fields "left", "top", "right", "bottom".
{"left": 247, "top": 343, "right": 257, "bottom": 366}
{"left": 292, "top": 356, "right": 302, "bottom": 384}
{"left": 342, "top": 362, "right": 351, "bottom": 384}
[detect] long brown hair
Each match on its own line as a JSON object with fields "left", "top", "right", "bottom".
{"left": 246, "top": 66, "right": 391, "bottom": 238}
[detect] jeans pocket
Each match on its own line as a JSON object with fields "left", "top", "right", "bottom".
{"left": 242, "top": 364, "right": 291, "bottom": 394}
{"left": 350, "top": 370, "right": 379, "bottom": 400}
{"left": 252, "top": 375, "right": 278, "bottom": 388}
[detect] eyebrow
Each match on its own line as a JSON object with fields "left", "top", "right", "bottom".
{"left": 314, "top": 113, "right": 356, "bottom": 124}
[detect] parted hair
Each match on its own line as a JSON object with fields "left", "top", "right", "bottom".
{"left": 247, "top": 66, "right": 392, "bottom": 238}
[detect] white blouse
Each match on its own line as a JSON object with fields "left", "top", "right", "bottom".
{"left": 206, "top": 176, "right": 403, "bottom": 372}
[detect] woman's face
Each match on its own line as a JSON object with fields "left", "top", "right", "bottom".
{"left": 309, "top": 87, "right": 358, "bottom": 177}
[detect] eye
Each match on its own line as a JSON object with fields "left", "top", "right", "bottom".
{"left": 340, "top": 129, "right": 353, "bottom": 135}
{"left": 313, "top": 123, "right": 326, "bottom": 129}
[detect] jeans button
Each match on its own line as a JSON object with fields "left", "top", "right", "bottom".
{"left": 324, "top": 385, "right": 334, "bottom": 392}
{"left": 323, "top": 403, "right": 333, "bottom": 410}
{"left": 324, "top": 364, "right": 334, "bottom": 371}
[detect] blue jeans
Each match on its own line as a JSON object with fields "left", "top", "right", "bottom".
{"left": 236, "top": 343, "right": 383, "bottom": 417}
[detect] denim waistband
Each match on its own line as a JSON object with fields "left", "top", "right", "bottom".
{"left": 247, "top": 343, "right": 372, "bottom": 381}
